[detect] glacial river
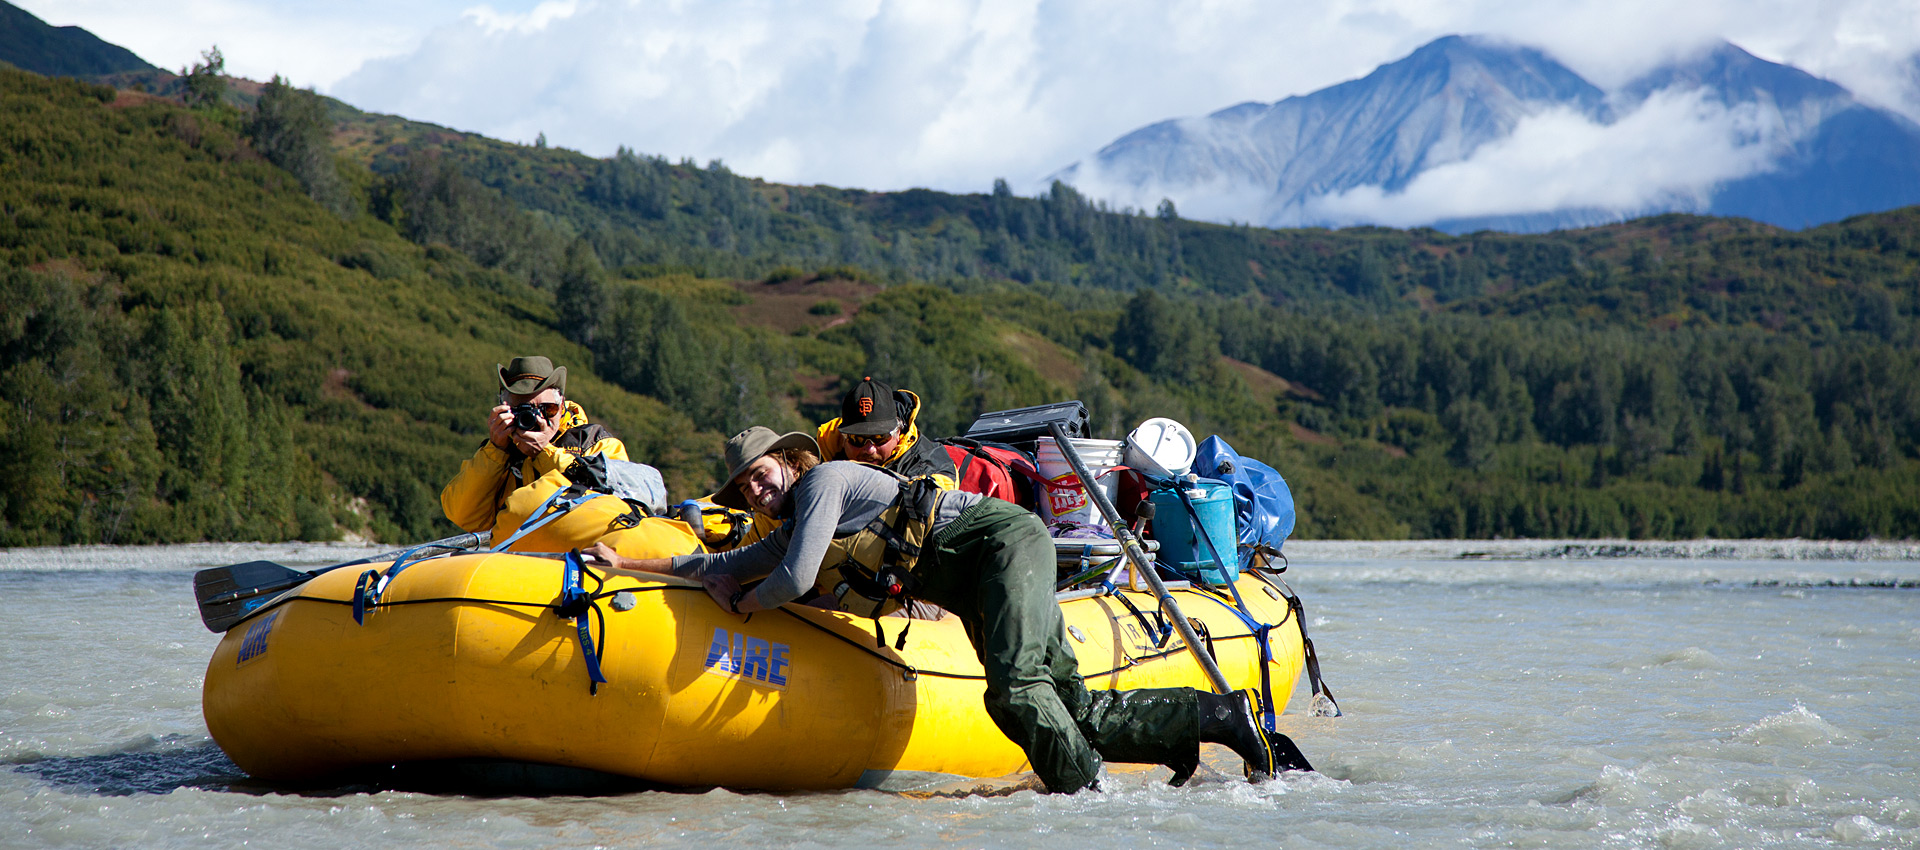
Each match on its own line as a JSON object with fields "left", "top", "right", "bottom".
{"left": 3, "top": 539, "right": 1916, "bottom": 849}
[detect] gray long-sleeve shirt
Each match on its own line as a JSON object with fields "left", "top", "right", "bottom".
{"left": 670, "top": 461, "right": 982, "bottom": 609}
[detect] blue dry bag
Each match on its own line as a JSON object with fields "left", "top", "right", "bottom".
{"left": 1191, "top": 436, "right": 1296, "bottom": 564}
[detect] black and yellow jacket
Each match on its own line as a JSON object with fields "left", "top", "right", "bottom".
{"left": 440, "top": 400, "right": 628, "bottom": 534}
{"left": 815, "top": 388, "right": 956, "bottom": 485}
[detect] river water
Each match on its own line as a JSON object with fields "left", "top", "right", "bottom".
{"left": 3, "top": 539, "right": 1916, "bottom": 849}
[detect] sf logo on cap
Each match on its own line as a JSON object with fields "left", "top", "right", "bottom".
{"left": 858, "top": 397, "right": 874, "bottom": 416}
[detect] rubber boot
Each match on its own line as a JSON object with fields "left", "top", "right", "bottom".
{"left": 1166, "top": 752, "right": 1200, "bottom": 787}
{"left": 1197, "top": 689, "right": 1315, "bottom": 781}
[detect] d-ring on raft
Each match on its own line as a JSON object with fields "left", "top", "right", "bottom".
{"left": 202, "top": 550, "right": 1312, "bottom": 791}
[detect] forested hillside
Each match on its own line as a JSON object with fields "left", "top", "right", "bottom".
{"left": 0, "top": 71, "right": 711, "bottom": 544}
{"left": 4, "top": 64, "right": 1917, "bottom": 545}
{"left": 333, "top": 103, "right": 1920, "bottom": 538}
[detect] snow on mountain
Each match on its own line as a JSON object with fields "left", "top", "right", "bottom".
{"left": 1057, "top": 36, "right": 1920, "bottom": 233}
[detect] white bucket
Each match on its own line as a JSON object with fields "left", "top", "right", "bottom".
{"left": 1035, "top": 437, "right": 1124, "bottom": 525}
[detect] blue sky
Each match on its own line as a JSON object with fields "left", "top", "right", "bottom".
{"left": 22, "top": 0, "right": 1920, "bottom": 199}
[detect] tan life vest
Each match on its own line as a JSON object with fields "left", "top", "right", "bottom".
{"left": 815, "top": 465, "right": 947, "bottom": 618}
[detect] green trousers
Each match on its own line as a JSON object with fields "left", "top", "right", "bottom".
{"left": 916, "top": 497, "right": 1201, "bottom": 792}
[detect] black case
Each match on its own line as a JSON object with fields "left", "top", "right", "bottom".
{"left": 963, "top": 401, "right": 1091, "bottom": 448}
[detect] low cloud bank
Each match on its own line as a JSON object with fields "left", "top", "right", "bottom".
{"left": 1298, "top": 89, "right": 1796, "bottom": 229}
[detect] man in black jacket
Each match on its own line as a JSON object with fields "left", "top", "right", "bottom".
{"left": 815, "top": 376, "right": 956, "bottom": 483}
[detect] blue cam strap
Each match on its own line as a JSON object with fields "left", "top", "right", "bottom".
{"left": 1175, "top": 485, "right": 1282, "bottom": 732}
{"left": 350, "top": 540, "right": 465, "bottom": 625}
{"left": 491, "top": 486, "right": 596, "bottom": 553}
{"left": 560, "top": 550, "right": 608, "bottom": 694}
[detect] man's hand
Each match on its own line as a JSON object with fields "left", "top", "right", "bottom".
{"left": 703, "top": 574, "right": 761, "bottom": 614}
{"left": 510, "top": 408, "right": 561, "bottom": 455}
{"left": 580, "top": 542, "right": 625, "bottom": 570}
{"left": 487, "top": 404, "right": 516, "bottom": 451}
{"left": 582, "top": 543, "right": 675, "bottom": 576}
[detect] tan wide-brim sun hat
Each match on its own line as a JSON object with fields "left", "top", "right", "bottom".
{"left": 713, "top": 426, "right": 820, "bottom": 510}
{"left": 498, "top": 355, "right": 566, "bottom": 396}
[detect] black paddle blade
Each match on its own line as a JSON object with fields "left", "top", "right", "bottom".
{"left": 194, "top": 560, "right": 307, "bottom": 633}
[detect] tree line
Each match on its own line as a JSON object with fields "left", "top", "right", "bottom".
{"left": 3, "top": 63, "right": 1916, "bottom": 545}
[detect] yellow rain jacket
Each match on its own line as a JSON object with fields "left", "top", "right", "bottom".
{"left": 440, "top": 401, "right": 700, "bottom": 558}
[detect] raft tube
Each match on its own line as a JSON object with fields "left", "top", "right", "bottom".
{"left": 203, "top": 552, "right": 1307, "bottom": 790}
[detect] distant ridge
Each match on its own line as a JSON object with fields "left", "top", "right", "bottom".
{"left": 0, "top": 0, "right": 155, "bottom": 77}
{"left": 1060, "top": 35, "right": 1920, "bottom": 234}
{"left": 1645, "top": 42, "right": 1920, "bottom": 230}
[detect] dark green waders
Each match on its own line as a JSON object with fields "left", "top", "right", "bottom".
{"left": 914, "top": 497, "right": 1202, "bottom": 793}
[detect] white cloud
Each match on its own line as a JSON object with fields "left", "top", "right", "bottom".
{"left": 462, "top": 0, "right": 581, "bottom": 35}
{"left": 324, "top": 0, "right": 1920, "bottom": 196}
{"left": 1299, "top": 89, "right": 1797, "bottom": 228}
{"left": 11, "top": 0, "right": 491, "bottom": 89}
{"left": 24, "top": 0, "right": 1920, "bottom": 198}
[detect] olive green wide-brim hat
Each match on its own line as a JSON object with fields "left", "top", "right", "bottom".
{"left": 498, "top": 355, "right": 566, "bottom": 396}
{"left": 714, "top": 426, "right": 820, "bottom": 510}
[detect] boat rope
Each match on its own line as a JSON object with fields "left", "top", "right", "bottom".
{"left": 243, "top": 567, "right": 1288, "bottom": 689}
{"left": 349, "top": 486, "right": 594, "bottom": 626}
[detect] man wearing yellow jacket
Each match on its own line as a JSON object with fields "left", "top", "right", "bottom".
{"left": 815, "top": 376, "right": 956, "bottom": 485}
{"left": 441, "top": 355, "right": 698, "bottom": 556}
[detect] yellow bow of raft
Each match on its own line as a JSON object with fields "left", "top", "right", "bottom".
{"left": 203, "top": 552, "right": 1308, "bottom": 790}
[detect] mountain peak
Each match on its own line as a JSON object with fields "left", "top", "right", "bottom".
{"left": 1353, "top": 33, "right": 1606, "bottom": 118}
{"left": 1623, "top": 40, "right": 1848, "bottom": 108}
{"left": 1060, "top": 33, "right": 1920, "bottom": 234}
{"left": 1072, "top": 34, "right": 1604, "bottom": 221}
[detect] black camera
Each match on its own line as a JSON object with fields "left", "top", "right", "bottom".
{"left": 510, "top": 403, "right": 546, "bottom": 432}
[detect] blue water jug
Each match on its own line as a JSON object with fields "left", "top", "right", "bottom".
{"left": 1147, "top": 479, "right": 1238, "bottom": 585}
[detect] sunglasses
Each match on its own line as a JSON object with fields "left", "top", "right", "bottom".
{"left": 843, "top": 430, "right": 898, "bottom": 448}
{"left": 528, "top": 402, "right": 564, "bottom": 419}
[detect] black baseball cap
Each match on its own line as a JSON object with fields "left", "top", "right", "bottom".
{"left": 838, "top": 376, "right": 900, "bottom": 436}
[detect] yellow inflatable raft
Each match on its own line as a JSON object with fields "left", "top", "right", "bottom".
{"left": 203, "top": 551, "right": 1309, "bottom": 790}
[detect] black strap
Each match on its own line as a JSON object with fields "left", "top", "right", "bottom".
{"left": 1110, "top": 589, "right": 1168, "bottom": 648}
{"left": 710, "top": 507, "right": 749, "bottom": 549}
{"left": 1189, "top": 617, "right": 1216, "bottom": 664}
{"left": 607, "top": 498, "right": 651, "bottom": 530}
{"left": 1287, "top": 591, "right": 1341, "bottom": 716}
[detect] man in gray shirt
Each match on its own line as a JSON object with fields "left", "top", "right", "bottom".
{"left": 589, "top": 426, "right": 1311, "bottom": 792}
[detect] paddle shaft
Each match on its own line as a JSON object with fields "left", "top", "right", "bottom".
{"left": 199, "top": 531, "right": 490, "bottom": 608}
{"left": 332, "top": 530, "right": 491, "bottom": 570}
{"left": 1048, "top": 422, "right": 1233, "bottom": 694}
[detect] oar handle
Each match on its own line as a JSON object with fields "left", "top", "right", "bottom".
{"left": 1048, "top": 422, "right": 1232, "bottom": 694}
